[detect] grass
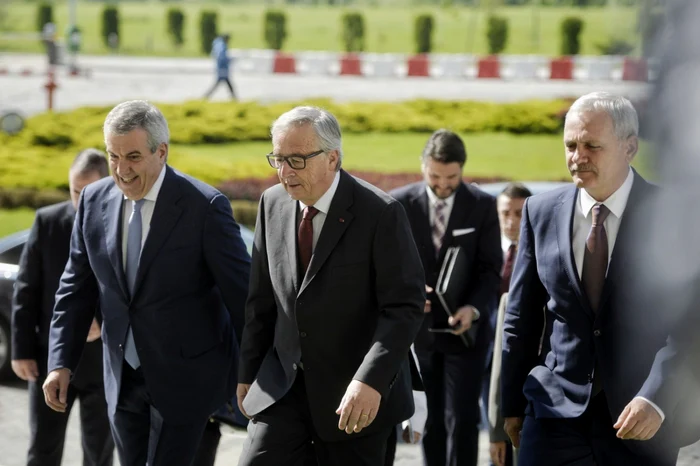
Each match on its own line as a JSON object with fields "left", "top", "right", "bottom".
{"left": 170, "top": 132, "right": 574, "bottom": 185}
{"left": 0, "top": 3, "right": 642, "bottom": 57}
{"left": 0, "top": 207, "right": 35, "bottom": 237}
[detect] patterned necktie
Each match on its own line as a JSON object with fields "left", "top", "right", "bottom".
{"left": 501, "top": 243, "right": 517, "bottom": 296}
{"left": 581, "top": 204, "right": 610, "bottom": 312}
{"left": 124, "top": 199, "right": 145, "bottom": 369}
{"left": 432, "top": 200, "right": 447, "bottom": 255}
{"left": 298, "top": 206, "right": 319, "bottom": 276}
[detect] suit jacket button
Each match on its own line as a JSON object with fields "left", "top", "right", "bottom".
{"left": 300, "top": 331, "right": 307, "bottom": 338}
{"left": 293, "top": 363, "right": 298, "bottom": 371}
{"left": 594, "top": 329, "right": 602, "bottom": 337}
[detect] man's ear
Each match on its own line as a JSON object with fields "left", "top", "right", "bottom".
{"left": 625, "top": 136, "right": 639, "bottom": 162}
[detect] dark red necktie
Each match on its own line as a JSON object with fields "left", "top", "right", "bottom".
{"left": 298, "top": 206, "right": 319, "bottom": 275}
{"left": 500, "top": 243, "right": 517, "bottom": 296}
{"left": 582, "top": 204, "right": 610, "bottom": 312}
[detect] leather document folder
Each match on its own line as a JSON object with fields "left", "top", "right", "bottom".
{"left": 434, "top": 246, "right": 478, "bottom": 348}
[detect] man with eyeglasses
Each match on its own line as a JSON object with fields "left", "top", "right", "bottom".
{"left": 236, "top": 106, "right": 426, "bottom": 466}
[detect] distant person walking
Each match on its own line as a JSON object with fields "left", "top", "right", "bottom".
{"left": 204, "top": 34, "right": 236, "bottom": 100}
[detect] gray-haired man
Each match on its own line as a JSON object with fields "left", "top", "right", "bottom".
{"left": 237, "top": 106, "right": 425, "bottom": 465}
{"left": 42, "top": 100, "right": 251, "bottom": 465}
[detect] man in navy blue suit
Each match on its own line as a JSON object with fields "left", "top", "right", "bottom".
{"left": 42, "top": 100, "right": 251, "bottom": 466}
{"left": 501, "top": 92, "right": 685, "bottom": 466}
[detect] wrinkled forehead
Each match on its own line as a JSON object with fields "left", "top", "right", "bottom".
{"left": 272, "top": 124, "right": 318, "bottom": 154}
{"left": 564, "top": 110, "right": 615, "bottom": 141}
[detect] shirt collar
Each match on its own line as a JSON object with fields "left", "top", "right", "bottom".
{"left": 300, "top": 171, "right": 341, "bottom": 215}
{"left": 425, "top": 185, "right": 456, "bottom": 209}
{"left": 579, "top": 168, "right": 634, "bottom": 219}
{"left": 501, "top": 234, "right": 516, "bottom": 252}
{"left": 123, "top": 165, "right": 167, "bottom": 203}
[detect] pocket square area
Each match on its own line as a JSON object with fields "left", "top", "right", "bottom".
{"left": 453, "top": 228, "right": 475, "bottom": 236}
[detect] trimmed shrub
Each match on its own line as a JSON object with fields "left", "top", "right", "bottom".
{"left": 36, "top": 3, "right": 52, "bottom": 33}
{"left": 486, "top": 16, "right": 508, "bottom": 54}
{"left": 414, "top": 14, "right": 434, "bottom": 54}
{"left": 167, "top": 8, "right": 185, "bottom": 48}
{"left": 264, "top": 10, "right": 287, "bottom": 51}
{"left": 199, "top": 11, "right": 218, "bottom": 55}
{"left": 561, "top": 17, "right": 584, "bottom": 55}
{"left": 341, "top": 12, "right": 365, "bottom": 53}
{"left": 101, "top": 6, "right": 119, "bottom": 48}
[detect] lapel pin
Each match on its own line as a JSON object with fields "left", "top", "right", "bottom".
{"left": 339, "top": 218, "right": 345, "bottom": 223}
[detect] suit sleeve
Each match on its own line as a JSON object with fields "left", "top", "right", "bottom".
{"left": 238, "top": 194, "right": 277, "bottom": 384}
{"left": 353, "top": 200, "right": 426, "bottom": 395}
{"left": 488, "top": 293, "right": 510, "bottom": 443}
{"left": 464, "top": 196, "right": 503, "bottom": 319}
{"left": 47, "top": 194, "right": 99, "bottom": 374}
{"left": 501, "top": 199, "right": 548, "bottom": 418}
{"left": 11, "top": 211, "right": 44, "bottom": 361}
{"left": 203, "top": 194, "right": 251, "bottom": 345}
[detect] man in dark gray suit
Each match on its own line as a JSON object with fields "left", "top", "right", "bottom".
{"left": 12, "top": 149, "right": 114, "bottom": 466}
{"left": 237, "top": 106, "right": 426, "bottom": 466}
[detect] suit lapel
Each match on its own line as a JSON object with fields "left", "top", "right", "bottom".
{"left": 439, "top": 183, "right": 476, "bottom": 259}
{"left": 409, "top": 186, "right": 436, "bottom": 268}
{"left": 599, "top": 172, "right": 649, "bottom": 312}
{"left": 280, "top": 196, "right": 299, "bottom": 295}
{"left": 298, "top": 171, "right": 354, "bottom": 297}
{"left": 555, "top": 186, "right": 594, "bottom": 318}
{"left": 102, "top": 185, "right": 129, "bottom": 300}
{"left": 132, "top": 167, "right": 183, "bottom": 299}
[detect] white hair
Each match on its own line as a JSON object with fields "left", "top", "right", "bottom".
{"left": 103, "top": 100, "right": 170, "bottom": 153}
{"left": 567, "top": 92, "right": 639, "bottom": 140}
{"left": 270, "top": 106, "right": 343, "bottom": 171}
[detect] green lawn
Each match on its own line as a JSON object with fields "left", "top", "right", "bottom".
{"left": 0, "top": 3, "right": 641, "bottom": 57}
{"left": 0, "top": 207, "right": 35, "bottom": 237}
{"left": 169, "top": 132, "right": 573, "bottom": 185}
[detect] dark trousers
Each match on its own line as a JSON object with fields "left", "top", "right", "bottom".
{"left": 238, "top": 371, "right": 391, "bottom": 466}
{"left": 417, "top": 348, "right": 487, "bottom": 466}
{"left": 27, "top": 376, "right": 114, "bottom": 466}
{"left": 205, "top": 77, "right": 236, "bottom": 99}
{"left": 111, "top": 364, "right": 208, "bottom": 466}
{"left": 384, "top": 427, "right": 398, "bottom": 466}
{"left": 518, "top": 393, "right": 679, "bottom": 466}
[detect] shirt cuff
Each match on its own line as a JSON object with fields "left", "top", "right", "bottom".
{"left": 635, "top": 396, "right": 665, "bottom": 422}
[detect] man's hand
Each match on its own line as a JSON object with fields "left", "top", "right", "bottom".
{"left": 490, "top": 441, "right": 508, "bottom": 466}
{"left": 614, "top": 398, "right": 663, "bottom": 440}
{"left": 236, "top": 383, "right": 252, "bottom": 419}
{"left": 12, "top": 359, "right": 39, "bottom": 382}
{"left": 86, "top": 319, "right": 101, "bottom": 343}
{"left": 424, "top": 285, "right": 433, "bottom": 313}
{"left": 402, "top": 426, "right": 421, "bottom": 444}
{"left": 448, "top": 305, "right": 478, "bottom": 335}
{"left": 42, "top": 368, "right": 70, "bottom": 413}
{"left": 336, "top": 380, "right": 381, "bottom": 434}
{"left": 504, "top": 416, "right": 524, "bottom": 448}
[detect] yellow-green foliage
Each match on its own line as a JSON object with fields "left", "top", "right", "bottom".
{"left": 0, "top": 98, "right": 569, "bottom": 190}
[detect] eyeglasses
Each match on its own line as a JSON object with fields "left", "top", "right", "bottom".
{"left": 266, "top": 150, "right": 325, "bottom": 170}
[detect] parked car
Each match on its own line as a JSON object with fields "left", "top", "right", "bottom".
{"left": 0, "top": 225, "right": 255, "bottom": 381}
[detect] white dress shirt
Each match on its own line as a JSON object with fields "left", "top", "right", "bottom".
{"left": 501, "top": 235, "right": 516, "bottom": 256}
{"left": 299, "top": 171, "right": 341, "bottom": 252}
{"left": 571, "top": 168, "right": 664, "bottom": 421}
{"left": 425, "top": 185, "right": 456, "bottom": 228}
{"left": 121, "top": 165, "right": 167, "bottom": 268}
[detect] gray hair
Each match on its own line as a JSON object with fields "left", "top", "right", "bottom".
{"left": 567, "top": 92, "right": 639, "bottom": 141}
{"left": 70, "top": 148, "right": 109, "bottom": 178}
{"left": 270, "top": 106, "right": 344, "bottom": 171}
{"left": 103, "top": 100, "right": 170, "bottom": 153}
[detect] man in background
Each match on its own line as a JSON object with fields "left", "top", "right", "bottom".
{"left": 391, "top": 129, "right": 502, "bottom": 466}
{"left": 12, "top": 148, "right": 114, "bottom": 466}
{"left": 488, "top": 182, "right": 532, "bottom": 466}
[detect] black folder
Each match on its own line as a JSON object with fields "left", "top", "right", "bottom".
{"left": 434, "top": 246, "right": 479, "bottom": 348}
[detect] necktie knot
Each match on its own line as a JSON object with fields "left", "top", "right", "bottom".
{"left": 591, "top": 204, "right": 610, "bottom": 227}
{"left": 132, "top": 199, "right": 145, "bottom": 213}
{"left": 506, "top": 243, "right": 517, "bottom": 260}
{"left": 303, "top": 206, "right": 319, "bottom": 221}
